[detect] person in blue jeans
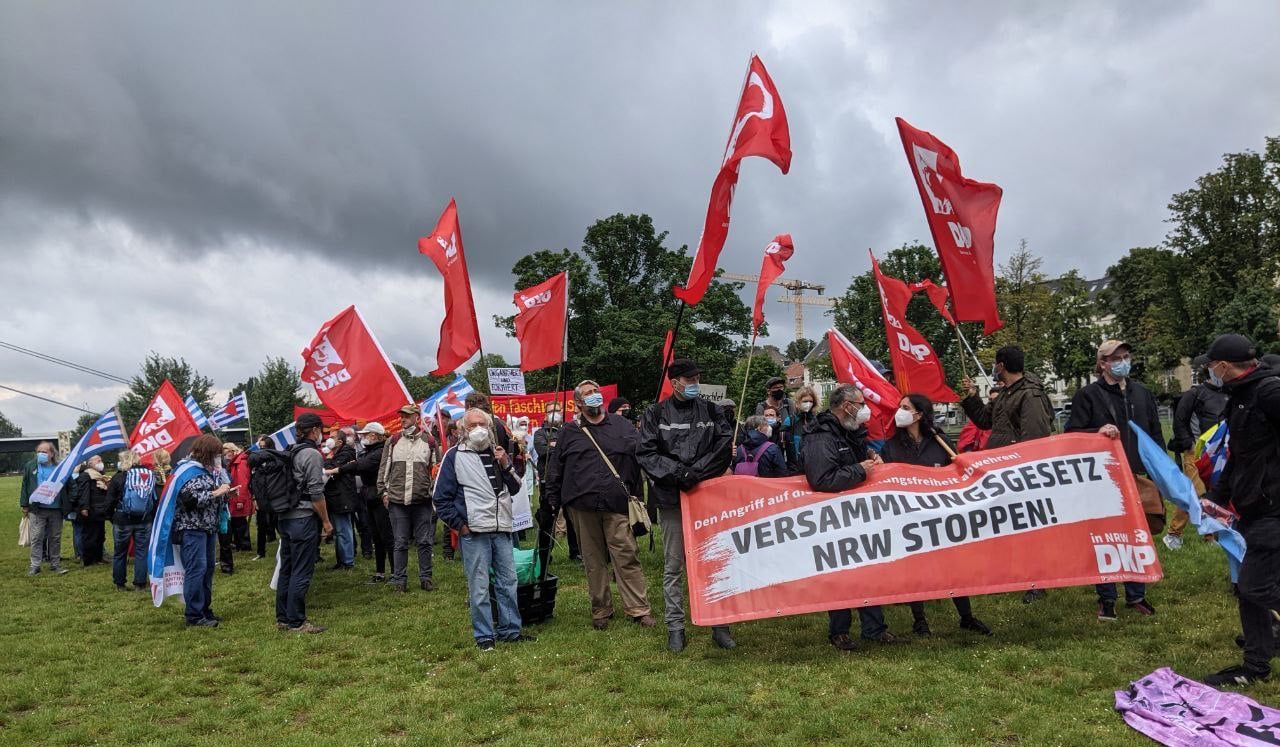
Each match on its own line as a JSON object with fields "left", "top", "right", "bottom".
{"left": 107, "top": 450, "right": 158, "bottom": 591}
{"left": 276, "top": 414, "right": 334, "bottom": 634}
{"left": 321, "top": 434, "right": 359, "bottom": 570}
{"left": 434, "top": 408, "right": 534, "bottom": 651}
{"left": 171, "top": 435, "right": 232, "bottom": 627}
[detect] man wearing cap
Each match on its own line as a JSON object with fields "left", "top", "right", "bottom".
{"left": 277, "top": 413, "right": 333, "bottom": 633}
{"left": 1200, "top": 334, "right": 1280, "bottom": 686}
{"left": 755, "top": 376, "right": 798, "bottom": 469}
{"left": 1065, "top": 340, "right": 1163, "bottom": 621}
{"left": 637, "top": 358, "right": 735, "bottom": 652}
{"left": 376, "top": 404, "right": 439, "bottom": 592}
{"left": 607, "top": 397, "right": 633, "bottom": 421}
{"left": 330, "top": 422, "right": 393, "bottom": 583}
{"left": 1165, "top": 354, "right": 1228, "bottom": 550}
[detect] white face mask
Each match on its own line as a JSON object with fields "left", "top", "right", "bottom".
{"left": 545, "top": 412, "right": 561, "bottom": 425}
{"left": 894, "top": 409, "right": 917, "bottom": 428}
{"left": 467, "top": 426, "right": 491, "bottom": 449}
{"left": 761, "top": 425, "right": 773, "bottom": 439}
{"left": 324, "top": 438, "right": 336, "bottom": 450}
{"left": 89, "top": 461, "right": 104, "bottom": 473}
{"left": 799, "top": 401, "right": 814, "bottom": 413}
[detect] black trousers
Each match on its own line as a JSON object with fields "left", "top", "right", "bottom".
{"left": 536, "top": 504, "right": 580, "bottom": 574}
{"left": 81, "top": 519, "right": 107, "bottom": 565}
{"left": 229, "top": 516, "right": 251, "bottom": 551}
{"left": 1238, "top": 517, "right": 1280, "bottom": 673}
{"left": 354, "top": 498, "right": 374, "bottom": 557}
{"left": 365, "top": 498, "right": 393, "bottom": 574}
{"left": 218, "top": 527, "right": 235, "bottom": 572}
{"left": 256, "top": 508, "right": 277, "bottom": 557}
{"left": 910, "top": 597, "right": 973, "bottom": 621}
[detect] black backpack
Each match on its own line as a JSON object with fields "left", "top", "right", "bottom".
{"left": 248, "top": 444, "right": 312, "bottom": 514}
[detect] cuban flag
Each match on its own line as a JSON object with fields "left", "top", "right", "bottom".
{"left": 255, "top": 421, "right": 298, "bottom": 451}
{"left": 420, "top": 373, "right": 473, "bottom": 421}
{"left": 27, "top": 408, "right": 128, "bottom": 506}
{"left": 209, "top": 393, "right": 249, "bottom": 429}
{"left": 1194, "top": 422, "right": 1230, "bottom": 489}
{"left": 147, "top": 459, "right": 209, "bottom": 606}
{"left": 184, "top": 394, "right": 210, "bottom": 430}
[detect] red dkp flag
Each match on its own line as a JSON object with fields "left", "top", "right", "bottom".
{"left": 896, "top": 117, "right": 1003, "bottom": 334}
{"left": 674, "top": 55, "right": 791, "bottom": 306}
{"left": 908, "top": 278, "right": 955, "bottom": 325}
{"left": 513, "top": 271, "right": 569, "bottom": 372}
{"left": 658, "top": 328, "right": 675, "bottom": 401}
{"left": 825, "top": 328, "right": 900, "bottom": 439}
{"left": 419, "top": 198, "right": 482, "bottom": 375}
{"left": 752, "top": 234, "right": 793, "bottom": 335}
{"left": 871, "top": 253, "right": 958, "bottom": 403}
{"left": 301, "top": 305, "right": 413, "bottom": 420}
{"left": 128, "top": 379, "right": 203, "bottom": 466}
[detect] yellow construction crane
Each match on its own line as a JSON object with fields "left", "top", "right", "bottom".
{"left": 718, "top": 272, "right": 836, "bottom": 342}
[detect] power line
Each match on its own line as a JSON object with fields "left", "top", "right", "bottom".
{"left": 0, "top": 384, "right": 97, "bottom": 415}
{"left": 0, "top": 340, "right": 131, "bottom": 384}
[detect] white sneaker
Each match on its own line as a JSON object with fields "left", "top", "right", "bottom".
{"left": 1163, "top": 534, "right": 1183, "bottom": 550}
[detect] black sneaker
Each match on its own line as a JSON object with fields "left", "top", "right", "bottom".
{"left": 477, "top": 639, "right": 496, "bottom": 652}
{"left": 367, "top": 574, "right": 386, "bottom": 585}
{"left": 186, "top": 618, "right": 218, "bottom": 628}
{"left": 502, "top": 634, "right": 537, "bottom": 644}
{"left": 1098, "top": 601, "right": 1118, "bottom": 621}
{"left": 959, "top": 616, "right": 993, "bottom": 636}
{"left": 667, "top": 629, "right": 686, "bottom": 653}
{"left": 1126, "top": 598, "right": 1156, "bottom": 616}
{"left": 829, "top": 633, "right": 857, "bottom": 651}
{"left": 710, "top": 626, "right": 737, "bottom": 649}
{"left": 1236, "top": 634, "right": 1247, "bottom": 649}
{"left": 1022, "top": 589, "right": 1046, "bottom": 604}
{"left": 1204, "top": 665, "right": 1270, "bottom": 687}
{"left": 912, "top": 618, "right": 932, "bottom": 637}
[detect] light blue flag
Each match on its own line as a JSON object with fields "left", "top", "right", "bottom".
{"left": 1130, "top": 419, "right": 1246, "bottom": 580}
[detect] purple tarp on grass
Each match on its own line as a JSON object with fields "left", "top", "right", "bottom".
{"left": 1116, "top": 668, "right": 1280, "bottom": 746}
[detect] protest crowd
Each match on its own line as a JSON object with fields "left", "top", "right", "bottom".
{"left": 12, "top": 54, "right": 1280, "bottom": 710}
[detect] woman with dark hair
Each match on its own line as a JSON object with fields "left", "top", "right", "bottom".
{"left": 882, "top": 393, "right": 992, "bottom": 637}
{"left": 173, "top": 434, "right": 232, "bottom": 627}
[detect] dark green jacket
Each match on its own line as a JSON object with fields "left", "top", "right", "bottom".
{"left": 960, "top": 375, "right": 1054, "bottom": 449}
{"left": 19, "top": 458, "right": 69, "bottom": 511}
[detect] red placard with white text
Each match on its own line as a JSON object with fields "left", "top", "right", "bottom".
{"left": 491, "top": 385, "right": 618, "bottom": 427}
{"left": 681, "top": 433, "right": 1161, "bottom": 626}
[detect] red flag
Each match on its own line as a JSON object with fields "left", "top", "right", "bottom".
{"left": 872, "top": 254, "right": 958, "bottom": 403}
{"left": 513, "top": 271, "right": 568, "bottom": 371}
{"left": 826, "top": 328, "right": 900, "bottom": 439}
{"left": 658, "top": 328, "right": 675, "bottom": 401}
{"left": 908, "top": 278, "right": 955, "bottom": 324}
{"left": 301, "top": 305, "right": 413, "bottom": 420}
{"left": 419, "top": 198, "right": 482, "bottom": 375}
{"left": 128, "top": 379, "right": 203, "bottom": 466}
{"left": 675, "top": 55, "right": 791, "bottom": 306}
{"left": 752, "top": 234, "right": 793, "bottom": 335}
{"left": 896, "top": 117, "right": 1003, "bottom": 334}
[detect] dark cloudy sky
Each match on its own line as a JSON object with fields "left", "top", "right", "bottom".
{"left": 2, "top": 1, "right": 1277, "bottom": 432}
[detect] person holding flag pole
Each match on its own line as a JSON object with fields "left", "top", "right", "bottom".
{"left": 734, "top": 234, "right": 793, "bottom": 457}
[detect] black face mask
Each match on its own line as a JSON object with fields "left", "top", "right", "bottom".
{"left": 769, "top": 390, "right": 783, "bottom": 401}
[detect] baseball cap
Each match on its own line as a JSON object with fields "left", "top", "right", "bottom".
{"left": 357, "top": 422, "right": 387, "bottom": 436}
{"left": 1097, "top": 340, "right": 1132, "bottom": 358}
{"left": 397, "top": 403, "right": 419, "bottom": 416}
{"left": 667, "top": 358, "right": 700, "bottom": 378}
{"left": 1206, "top": 334, "right": 1256, "bottom": 363}
{"left": 295, "top": 413, "right": 324, "bottom": 432}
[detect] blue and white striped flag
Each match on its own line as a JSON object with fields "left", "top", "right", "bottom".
{"left": 147, "top": 459, "right": 207, "bottom": 606}
{"left": 420, "top": 373, "right": 473, "bottom": 421}
{"left": 209, "top": 393, "right": 249, "bottom": 429}
{"left": 254, "top": 421, "right": 298, "bottom": 451}
{"left": 184, "top": 394, "right": 210, "bottom": 430}
{"left": 27, "top": 408, "right": 128, "bottom": 506}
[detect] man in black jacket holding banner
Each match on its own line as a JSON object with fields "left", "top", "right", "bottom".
{"left": 637, "top": 358, "right": 734, "bottom": 653}
{"left": 1200, "top": 335, "right": 1280, "bottom": 687}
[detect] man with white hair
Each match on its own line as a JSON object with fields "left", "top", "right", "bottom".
{"left": 434, "top": 408, "right": 533, "bottom": 650}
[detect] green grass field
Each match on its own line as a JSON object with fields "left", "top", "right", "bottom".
{"left": 0, "top": 472, "right": 1273, "bottom": 747}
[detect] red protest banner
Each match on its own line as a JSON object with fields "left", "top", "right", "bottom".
{"left": 680, "top": 433, "right": 1161, "bottom": 626}
{"left": 491, "top": 384, "right": 618, "bottom": 427}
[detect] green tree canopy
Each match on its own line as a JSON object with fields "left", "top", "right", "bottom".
{"left": 116, "top": 353, "right": 214, "bottom": 433}
{"left": 233, "top": 357, "right": 306, "bottom": 435}
{"left": 785, "top": 338, "right": 814, "bottom": 363}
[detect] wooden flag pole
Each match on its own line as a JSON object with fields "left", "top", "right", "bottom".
{"left": 732, "top": 330, "right": 759, "bottom": 455}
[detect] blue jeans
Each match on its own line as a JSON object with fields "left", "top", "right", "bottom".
{"left": 828, "top": 606, "right": 888, "bottom": 639}
{"left": 277, "top": 515, "right": 320, "bottom": 627}
{"left": 113, "top": 522, "right": 150, "bottom": 587}
{"left": 459, "top": 531, "right": 521, "bottom": 643}
{"left": 332, "top": 512, "right": 355, "bottom": 568}
{"left": 72, "top": 516, "right": 84, "bottom": 559}
{"left": 1097, "top": 582, "right": 1146, "bottom": 604}
{"left": 179, "top": 530, "right": 216, "bottom": 623}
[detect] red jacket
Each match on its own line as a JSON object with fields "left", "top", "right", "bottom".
{"left": 226, "top": 451, "right": 255, "bottom": 518}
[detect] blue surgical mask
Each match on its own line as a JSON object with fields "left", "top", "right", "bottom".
{"left": 766, "top": 417, "right": 778, "bottom": 426}
{"left": 36, "top": 452, "right": 49, "bottom": 466}
{"left": 1109, "top": 359, "right": 1131, "bottom": 379}
{"left": 682, "top": 383, "right": 700, "bottom": 398}
{"left": 583, "top": 392, "right": 604, "bottom": 408}
{"left": 1209, "top": 365, "right": 1224, "bottom": 388}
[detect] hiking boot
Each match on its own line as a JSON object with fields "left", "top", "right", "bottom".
{"left": 186, "top": 618, "right": 218, "bottom": 628}
{"left": 1098, "top": 600, "right": 1118, "bottom": 621}
{"left": 592, "top": 619, "right": 609, "bottom": 631}
{"left": 1022, "top": 589, "right": 1046, "bottom": 604}
{"left": 477, "top": 639, "right": 496, "bottom": 651}
{"left": 829, "top": 634, "right": 857, "bottom": 652}
{"left": 710, "top": 626, "right": 737, "bottom": 649}
{"left": 391, "top": 582, "right": 407, "bottom": 593}
{"left": 631, "top": 614, "right": 657, "bottom": 628}
{"left": 1204, "top": 665, "right": 1270, "bottom": 687}
{"left": 667, "top": 629, "right": 686, "bottom": 653}
{"left": 959, "top": 615, "right": 993, "bottom": 635}
{"left": 503, "top": 634, "right": 537, "bottom": 643}
{"left": 912, "top": 618, "right": 932, "bottom": 637}
{"left": 1126, "top": 599, "right": 1156, "bottom": 616}
{"left": 290, "top": 622, "right": 326, "bottom": 634}
{"left": 421, "top": 579, "right": 435, "bottom": 592}
{"left": 1162, "top": 534, "right": 1184, "bottom": 550}
{"left": 864, "top": 631, "right": 897, "bottom": 643}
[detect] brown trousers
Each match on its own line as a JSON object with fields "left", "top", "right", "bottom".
{"left": 567, "top": 507, "right": 650, "bottom": 620}
{"left": 1169, "top": 452, "right": 1209, "bottom": 538}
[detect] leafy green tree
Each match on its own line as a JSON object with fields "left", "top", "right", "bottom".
{"left": 1047, "top": 271, "right": 1102, "bottom": 389}
{"left": 0, "top": 409, "right": 20, "bottom": 438}
{"left": 983, "top": 241, "right": 1055, "bottom": 377}
{"left": 235, "top": 357, "right": 306, "bottom": 435}
{"left": 392, "top": 364, "right": 456, "bottom": 402}
{"left": 116, "top": 353, "right": 215, "bottom": 433}
{"left": 497, "top": 213, "right": 752, "bottom": 406}
{"left": 0, "top": 409, "right": 25, "bottom": 472}
{"left": 785, "top": 338, "right": 814, "bottom": 363}
{"left": 1098, "top": 246, "right": 1190, "bottom": 370}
